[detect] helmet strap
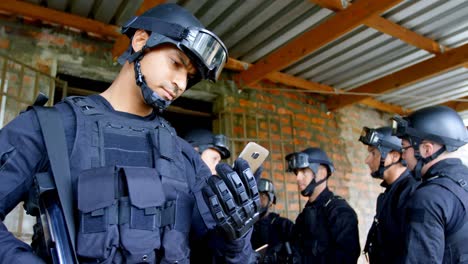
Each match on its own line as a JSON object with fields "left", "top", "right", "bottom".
{"left": 412, "top": 159, "right": 423, "bottom": 181}
{"left": 301, "top": 177, "right": 326, "bottom": 197}
{"left": 421, "top": 145, "right": 446, "bottom": 165}
{"left": 134, "top": 58, "right": 172, "bottom": 112}
{"left": 371, "top": 156, "right": 400, "bottom": 179}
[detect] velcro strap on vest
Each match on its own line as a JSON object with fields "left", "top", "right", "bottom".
{"left": 68, "top": 96, "right": 102, "bottom": 115}
{"left": 119, "top": 198, "right": 176, "bottom": 230}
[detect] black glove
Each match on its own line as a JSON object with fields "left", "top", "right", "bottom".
{"left": 203, "top": 158, "right": 261, "bottom": 241}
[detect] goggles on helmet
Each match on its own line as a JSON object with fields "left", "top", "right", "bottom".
{"left": 258, "top": 179, "right": 275, "bottom": 193}
{"left": 391, "top": 115, "right": 410, "bottom": 138}
{"left": 359, "top": 127, "right": 382, "bottom": 146}
{"left": 390, "top": 115, "right": 423, "bottom": 143}
{"left": 122, "top": 17, "right": 228, "bottom": 83}
{"left": 360, "top": 126, "right": 403, "bottom": 153}
{"left": 285, "top": 152, "right": 310, "bottom": 172}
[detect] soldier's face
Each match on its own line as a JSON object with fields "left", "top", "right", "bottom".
{"left": 259, "top": 193, "right": 270, "bottom": 208}
{"left": 201, "top": 148, "right": 222, "bottom": 175}
{"left": 139, "top": 44, "right": 196, "bottom": 102}
{"left": 401, "top": 139, "right": 417, "bottom": 170}
{"left": 365, "top": 146, "right": 381, "bottom": 174}
{"left": 295, "top": 167, "right": 314, "bottom": 192}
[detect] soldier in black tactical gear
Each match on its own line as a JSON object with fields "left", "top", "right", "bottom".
{"left": 251, "top": 178, "right": 294, "bottom": 263}
{"left": 183, "top": 128, "right": 231, "bottom": 175}
{"left": 391, "top": 105, "right": 468, "bottom": 263}
{"left": 359, "top": 126, "right": 419, "bottom": 263}
{"left": 0, "top": 3, "right": 260, "bottom": 263}
{"left": 285, "top": 147, "right": 360, "bottom": 264}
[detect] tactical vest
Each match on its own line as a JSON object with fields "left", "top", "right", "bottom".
{"left": 429, "top": 173, "right": 468, "bottom": 263}
{"left": 63, "top": 96, "right": 193, "bottom": 263}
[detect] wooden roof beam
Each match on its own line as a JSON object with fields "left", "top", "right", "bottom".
{"left": 444, "top": 96, "right": 468, "bottom": 112}
{"left": 361, "top": 98, "right": 410, "bottom": 115}
{"left": 229, "top": 59, "right": 407, "bottom": 114}
{"left": 111, "top": 0, "right": 167, "bottom": 60}
{"left": 0, "top": 0, "right": 120, "bottom": 38}
{"left": 310, "top": 0, "right": 444, "bottom": 54}
{"left": 235, "top": 0, "right": 403, "bottom": 86}
{"left": 326, "top": 43, "right": 468, "bottom": 111}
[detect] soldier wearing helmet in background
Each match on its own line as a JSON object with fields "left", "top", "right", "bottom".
{"left": 391, "top": 105, "right": 468, "bottom": 263}
{"left": 251, "top": 178, "right": 294, "bottom": 263}
{"left": 285, "top": 147, "right": 360, "bottom": 264}
{"left": 359, "top": 126, "right": 419, "bottom": 263}
{"left": 183, "top": 128, "right": 231, "bottom": 175}
{"left": 400, "top": 136, "right": 423, "bottom": 181}
{"left": 0, "top": 3, "right": 260, "bottom": 263}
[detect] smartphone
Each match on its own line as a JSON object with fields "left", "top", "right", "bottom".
{"left": 237, "top": 142, "right": 269, "bottom": 173}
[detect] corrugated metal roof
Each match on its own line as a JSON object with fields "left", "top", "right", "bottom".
{"left": 13, "top": 0, "right": 468, "bottom": 124}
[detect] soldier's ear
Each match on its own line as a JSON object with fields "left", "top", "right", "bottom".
{"left": 390, "top": 150, "right": 401, "bottom": 163}
{"left": 318, "top": 166, "right": 328, "bottom": 180}
{"left": 132, "top": 29, "right": 150, "bottom": 53}
{"left": 420, "top": 141, "right": 434, "bottom": 157}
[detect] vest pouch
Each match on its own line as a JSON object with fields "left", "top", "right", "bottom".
{"left": 160, "top": 191, "right": 194, "bottom": 264}
{"left": 77, "top": 166, "right": 119, "bottom": 261}
{"left": 120, "top": 167, "right": 167, "bottom": 263}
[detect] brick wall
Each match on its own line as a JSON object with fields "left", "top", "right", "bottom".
{"left": 0, "top": 16, "right": 394, "bottom": 261}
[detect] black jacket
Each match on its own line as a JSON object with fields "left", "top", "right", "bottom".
{"left": 404, "top": 158, "right": 468, "bottom": 263}
{"left": 252, "top": 212, "right": 294, "bottom": 250}
{"left": 364, "top": 169, "right": 419, "bottom": 263}
{"left": 292, "top": 188, "right": 360, "bottom": 264}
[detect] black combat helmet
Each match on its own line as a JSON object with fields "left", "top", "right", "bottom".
{"left": 285, "top": 147, "right": 335, "bottom": 197}
{"left": 285, "top": 147, "right": 335, "bottom": 176}
{"left": 118, "top": 4, "right": 228, "bottom": 110}
{"left": 258, "top": 178, "right": 276, "bottom": 204}
{"left": 184, "top": 129, "right": 231, "bottom": 159}
{"left": 392, "top": 106, "right": 467, "bottom": 153}
{"left": 359, "top": 126, "right": 403, "bottom": 178}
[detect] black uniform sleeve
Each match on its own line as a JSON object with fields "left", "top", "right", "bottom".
{"left": 0, "top": 102, "right": 75, "bottom": 263}
{"left": 0, "top": 110, "right": 47, "bottom": 263}
{"left": 403, "top": 184, "right": 460, "bottom": 263}
{"left": 328, "top": 201, "right": 361, "bottom": 264}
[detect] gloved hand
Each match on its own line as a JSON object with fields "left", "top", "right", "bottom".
{"left": 203, "top": 158, "right": 261, "bottom": 241}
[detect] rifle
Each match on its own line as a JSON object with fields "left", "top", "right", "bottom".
{"left": 24, "top": 94, "right": 78, "bottom": 263}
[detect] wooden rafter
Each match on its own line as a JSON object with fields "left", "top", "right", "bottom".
{"left": 229, "top": 59, "right": 407, "bottom": 114}
{"left": 111, "top": 0, "right": 167, "bottom": 60}
{"left": 326, "top": 43, "right": 468, "bottom": 111}
{"left": 444, "top": 96, "right": 468, "bottom": 112}
{"left": 310, "top": 0, "right": 444, "bottom": 54}
{"left": 0, "top": 0, "right": 120, "bottom": 38}
{"left": 235, "top": 0, "right": 403, "bottom": 86}
{"left": 361, "top": 98, "right": 410, "bottom": 115}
